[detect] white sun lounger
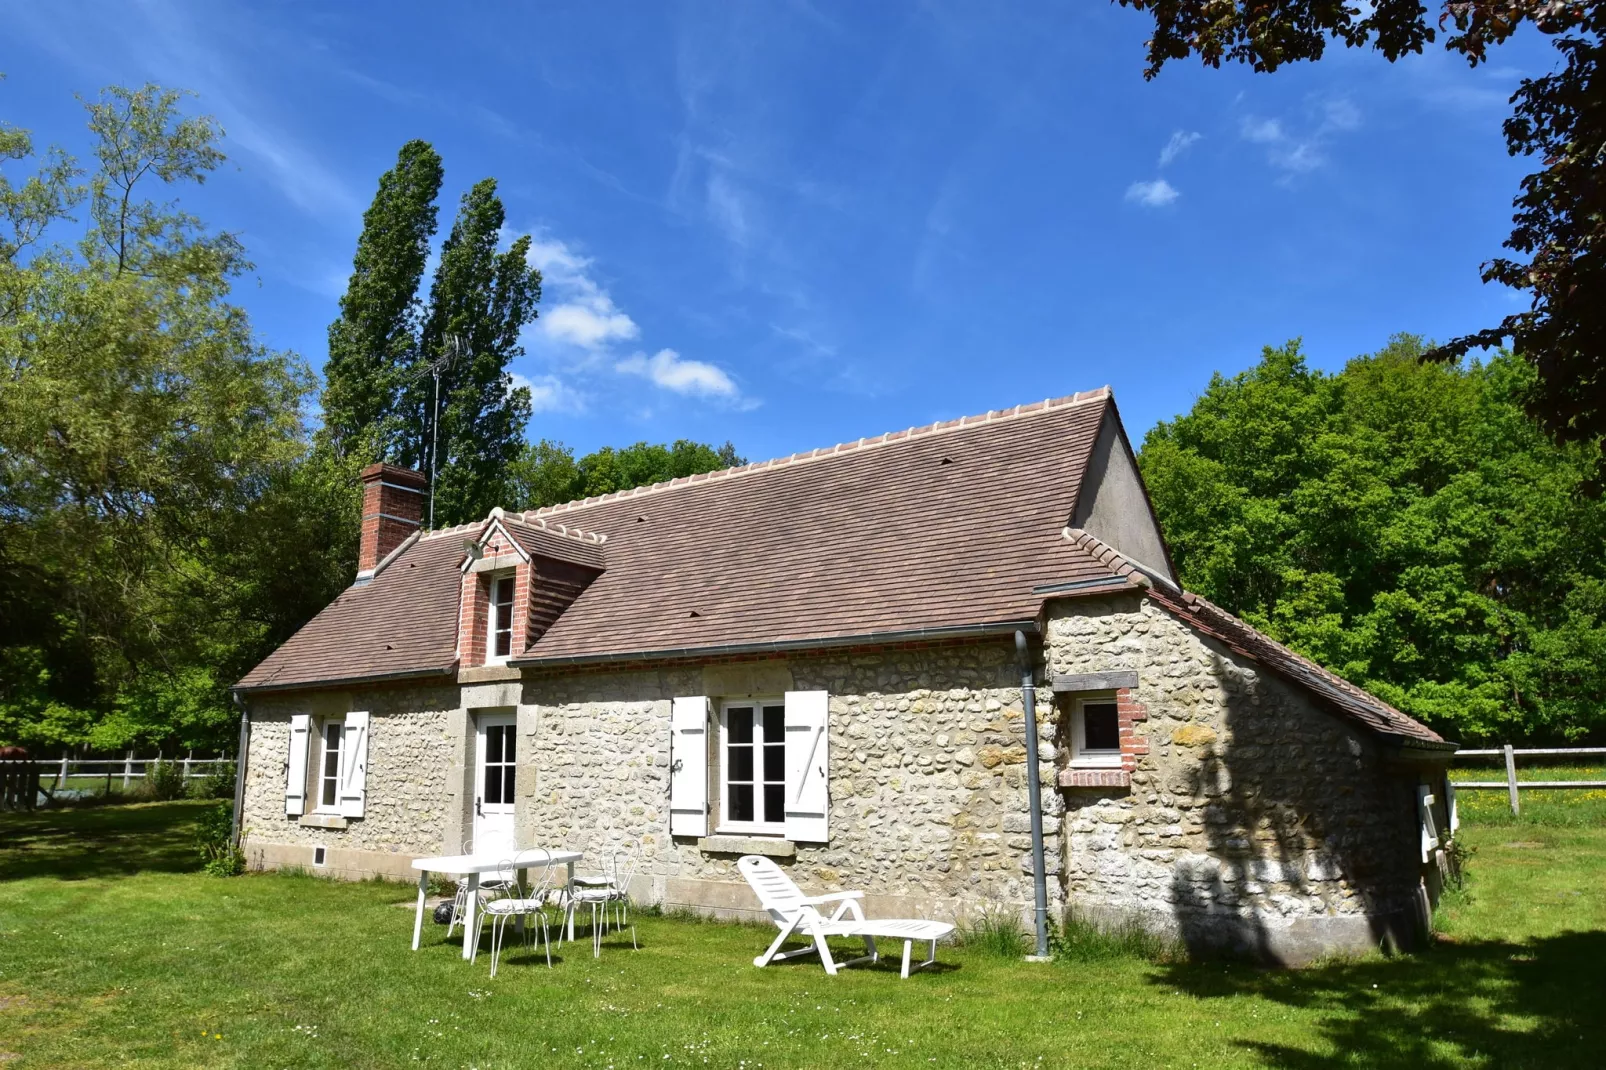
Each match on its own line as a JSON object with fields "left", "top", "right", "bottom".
{"left": 737, "top": 855, "right": 955, "bottom": 978}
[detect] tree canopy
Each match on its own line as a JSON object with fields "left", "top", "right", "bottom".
{"left": 1140, "top": 336, "right": 1606, "bottom": 744}
{"left": 1118, "top": 1, "right": 1606, "bottom": 485}
{"left": 0, "top": 84, "right": 347, "bottom": 753}
{"left": 324, "top": 149, "right": 540, "bottom": 526}
{"left": 506, "top": 438, "right": 744, "bottom": 511}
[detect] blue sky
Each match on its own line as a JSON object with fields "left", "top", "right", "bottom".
{"left": 2, "top": 1, "right": 1549, "bottom": 462}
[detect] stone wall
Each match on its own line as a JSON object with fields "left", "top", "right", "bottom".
{"left": 518, "top": 640, "right": 1059, "bottom": 924}
{"left": 240, "top": 683, "right": 461, "bottom": 880}
{"left": 1045, "top": 593, "right": 1426, "bottom": 962}
{"left": 239, "top": 595, "right": 1431, "bottom": 961}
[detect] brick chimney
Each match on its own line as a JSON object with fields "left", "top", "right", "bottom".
{"left": 357, "top": 463, "right": 427, "bottom": 583}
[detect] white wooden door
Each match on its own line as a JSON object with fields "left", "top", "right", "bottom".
{"left": 473, "top": 710, "right": 517, "bottom": 858}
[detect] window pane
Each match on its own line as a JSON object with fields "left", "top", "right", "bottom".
{"left": 764, "top": 742, "right": 785, "bottom": 782}
{"left": 485, "top": 764, "right": 502, "bottom": 805}
{"left": 322, "top": 778, "right": 337, "bottom": 808}
{"left": 495, "top": 576, "right": 513, "bottom": 606}
{"left": 728, "top": 707, "right": 753, "bottom": 744}
{"left": 762, "top": 705, "right": 784, "bottom": 742}
{"left": 730, "top": 783, "right": 754, "bottom": 822}
{"left": 729, "top": 744, "right": 753, "bottom": 782}
{"left": 486, "top": 725, "right": 503, "bottom": 764}
{"left": 495, "top": 629, "right": 511, "bottom": 657}
{"left": 503, "top": 730, "right": 516, "bottom": 764}
{"left": 1083, "top": 703, "right": 1120, "bottom": 751}
{"left": 503, "top": 766, "right": 516, "bottom": 805}
{"left": 764, "top": 783, "right": 785, "bottom": 824}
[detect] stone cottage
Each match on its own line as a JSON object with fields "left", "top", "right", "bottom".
{"left": 235, "top": 388, "right": 1459, "bottom": 963}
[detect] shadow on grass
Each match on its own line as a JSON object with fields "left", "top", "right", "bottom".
{"left": 1151, "top": 930, "right": 1606, "bottom": 1068}
{"left": 0, "top": 799, "right": 208, "bottom": 882}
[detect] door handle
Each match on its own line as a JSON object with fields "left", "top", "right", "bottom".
{"left": 475, "top": 796, "right": 482, "bottom": 816}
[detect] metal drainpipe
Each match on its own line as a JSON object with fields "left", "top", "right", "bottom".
{"left": 230, "top": 691, "right": 250, "bottom": 847}
{"left": 1016, "top": 630, "right": 1051, "bottom": 959}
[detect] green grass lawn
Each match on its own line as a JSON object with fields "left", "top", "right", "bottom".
{"left": 2, "top": 802, "right": 1603, "bottom": 1069}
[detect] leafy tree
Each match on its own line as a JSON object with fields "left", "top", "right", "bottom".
{"left": 402, "top": 178, "right": 540, "bottom": 525}
{"left": 505, "top": 438, "right": 745, "bottom": 511}
{"left": 1118, "top": 1, "right": 1606, "bottom": 484}
{"left": 1140, "top": 336, "right": 1606, "bottom": 744}
{"left": 0, "top": 84, "right": 325, "bottom": 752}
{"left": 321, "top": 140, "right": 443, "bottom": 458}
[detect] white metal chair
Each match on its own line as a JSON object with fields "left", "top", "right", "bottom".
{"left": 478, "top": 852, "right": 559, "bottom": 977}
{"left": 565, "top": 843, "right": 641, "bottom": 957}
{"left": 737, "top": 855, "right": 955, "bottom": 979}
{"left": 445, "top": 837, "right": 511, "bottom": 941}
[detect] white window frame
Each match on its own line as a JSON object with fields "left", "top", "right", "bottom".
{"left": 716, "top": 698, "right": 788, "bottom": 836}
{"left": 485, "top": 570, "right": 516, "bottom": 665}
{"left": 314, "top": 719, "right": 345, "bottom": 812}
{"left": 1070, "top": 693, "right": 1122, "bottom": 769}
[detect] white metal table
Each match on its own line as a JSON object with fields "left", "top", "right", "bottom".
{"left": 410, "top": 850, "right": 584, "bottom": 960}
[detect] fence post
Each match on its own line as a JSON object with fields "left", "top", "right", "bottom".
{"left": 123, "top": 749, "right": 133, "bottom": 790}
{"left": 183, "top": 749, "right": 192, "bottom": 781}
{"left": 1504, "top": 744, "right": 1520, "bottom": 816}
{"left": 60, "top": 749, "right": 69, "bottom": 790}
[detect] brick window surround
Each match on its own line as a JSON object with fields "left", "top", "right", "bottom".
{"left": 1056, "top": 680, "right": 1148, "bottom": 789}
{"left": 458, "top": 525, "right": 531, "bottom": 666}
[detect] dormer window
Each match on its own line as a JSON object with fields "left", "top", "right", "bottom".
{"left": 487, "top": 573, "right": 515, "bottom": 663}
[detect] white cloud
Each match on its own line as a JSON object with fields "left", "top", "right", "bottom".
{"left": 509, "top": 371, "right": 586, "bottom": 414}
{"left": 1158, "top": 130, "right": 1202, "bottom": 168}
{"left": 1240, "top": 117, "right": 1286, "bottom": 144}
{"left": 1125, "top": 178, "right": 1180, "bottom": 207}
{"left": 1239, "top": 98, "right": 1361, "bottom": 176}
{"left": 616, "top": 349, "right": 738, "bottom": 398}
{"left": 524, "top": 235, "right": 639, "bottom": 349}
{"left": 543, "top": 296, "right": 639, "bottom": 349}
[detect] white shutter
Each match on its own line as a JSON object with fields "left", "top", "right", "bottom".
{"left": 1444, "top": 776, "right": 1459, "bottom": 834}
{"left": 339, "top": 711, "right": 370, "bottom": 818}
{"left": 1417, "top": 785, "right": 1440, "bottom": 864}
{"left": 784, "top": 690, "right": 829, "bottom": 843}
{"left": 285, "top": 713, "right": 310, "bottom": 816}
{"left": 669, "top": 696, "right": 709, "bottom": 837}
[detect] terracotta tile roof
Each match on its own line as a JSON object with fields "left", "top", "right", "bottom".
{"left": 1060, "top": 528, "right": 1449, "bottom": 747}
{"left": 236, "top": 390, "right": 1124, "bottom": 691}
{"left": 493, "top": 514, "right": 607, "bottom": 571}
{"left": 512, "top": 391, "right": 1121, "bottom": 661}
{"left": 235, "top": 532, "right": 463, "bottom": 692}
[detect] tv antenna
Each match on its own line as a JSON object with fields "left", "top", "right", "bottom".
{"left": 418, "top": 334, "right": 467, "bottom": 530}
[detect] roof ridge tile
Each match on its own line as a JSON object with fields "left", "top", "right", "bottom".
{"left": 527, "top": 386, "right": 1112, "bottom": 519}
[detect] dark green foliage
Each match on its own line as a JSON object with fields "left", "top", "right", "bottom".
{"left": 1140, "top": 336, "right": 1606, "bottom": 743}
{"left": 193, "top": 799, "right": 243, "bottom": 876}
{"left": 405, "top": 179, "right": 541, "bottom": 525}
{"left": 140, "top": 759, "right": 188, "bottom": 802}
{"left": 189, "top": 761, "right": 236, "bottom": 801}
{"left": 321, "top": 140, "right": 443, "bottom": 459}
{"left": 1118, "top": 1, "right": 1606, "bottom": 484}
{"left": 505, "top": 438, "right": 746, "bottom": 511}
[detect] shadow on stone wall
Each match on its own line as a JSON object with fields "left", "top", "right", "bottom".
{"left": 1160, "top": 649, "right": 1422, "bottom": 964}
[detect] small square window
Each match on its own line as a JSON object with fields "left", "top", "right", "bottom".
{"left": 1071, "top": 696, "right": 1122, "bottom": 768}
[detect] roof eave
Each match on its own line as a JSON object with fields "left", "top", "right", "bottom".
{"left": 511, "top": 619, "right": 1040, "bottom": 669}
{"left": 234, "top": 662, "right": 459, "bottom": 697}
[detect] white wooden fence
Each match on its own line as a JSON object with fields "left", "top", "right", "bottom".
{"left": 1, "top": 752, "right": 232, "bottom": 794}
{"left": 1451, "top": 745, "right": 1606, "bottom": 815}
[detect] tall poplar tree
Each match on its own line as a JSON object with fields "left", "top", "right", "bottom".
{"left": 321, "top": 139, "right": 443, "bottom": 457}
{"left": 405, "top": 178, "right": 541, "bottom": 525}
